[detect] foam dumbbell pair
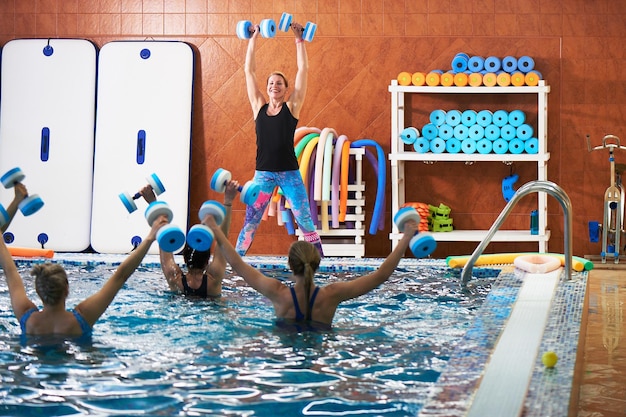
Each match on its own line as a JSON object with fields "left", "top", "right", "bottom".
{"left": 393, "top": 207, "right": 437, "bottom": 258}
{"left": 1, "top": 167, "right": 44, "bottom": 217}
{"left": 278, "top": 12, "right": 317, "bottom": 42}
{"left": 237, "top": 12, "right": 317, "bottom": 42}
{"left": 144, "top": 201, "right": 186, "bottom": 253}
{"left": 119, "top": 173, "right": 166, "bottom": 213}
{"left": 186, "top": 201, "right": 227, "bottom": 252}
{"left": 210, "top": 168, "right": 260, "bottom": 206}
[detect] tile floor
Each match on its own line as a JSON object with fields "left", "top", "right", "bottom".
{"left": 576, "top": 265, "right": 626, "bottom": 417}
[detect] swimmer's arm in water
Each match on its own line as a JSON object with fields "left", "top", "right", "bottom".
{"left": 205, "top": 181, "right": 238, "bottom": 281}
{"left": 139, "top": 185, "right": 182, "bottom": 291}
{"left": 0, "top": 230, "right": 37, "bottom": 320}
{"left": 75, "top": 215, "right": 165, "bottom": 326}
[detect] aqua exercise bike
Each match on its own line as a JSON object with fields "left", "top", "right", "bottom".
{"left": 586, "top": 134, "right": 626, "bottom": 263}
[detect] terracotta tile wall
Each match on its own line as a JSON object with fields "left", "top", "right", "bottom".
{"left": 1, "top": 0, "right": 625, "bottom": 258}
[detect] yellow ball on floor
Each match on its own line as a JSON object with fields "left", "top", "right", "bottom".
{"left": 542, "top": 351, "right": 558, "bottom": 368}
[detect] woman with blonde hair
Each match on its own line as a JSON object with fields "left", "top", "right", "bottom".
{"left": 203, "top": 211, "right": 419, "bottom": 326}
{"left": 0, "top": 214, "right": 169, "bottom": 337}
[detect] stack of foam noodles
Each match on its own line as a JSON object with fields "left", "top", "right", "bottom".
{"left": 399, "top": 108, "right": 539, "bottom": 155}
{"left": 261, "top": 127, "right": 386, "bottom": 237}
{"left": 397, "top": 53, "right": 542, "bottom": 87}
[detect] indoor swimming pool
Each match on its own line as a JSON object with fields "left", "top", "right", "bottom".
{"left": 0, "top": 255, "right": 587, "bottom": 416}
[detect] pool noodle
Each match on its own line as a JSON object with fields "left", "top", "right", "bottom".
{"left": 314, "top": 128, "right": 330, "bottom": 201}
{"left": 314, "top": 127, "right": 337, "bottom": 201}
{"left": 322, "top": 131, "right": 334, "bottom": 202}
{"left": 446, "top": 252, "right": 593, "bottom": 272}
{"left": 8, "top": 247, "right": 55, "bottom": 258}
{"left": 295, "top": 132, "right": 320, "bottom": 162}
{"left": 339, "top": 140, "right": 351, "bottom": 222}
{"left": 351, "top": 140, "right": 386, "bottom": 235}
{"left": 299, "top": 136, "right": 319, "bottom": 188}
{"left": 332, "top": 134, "right": 349, "bottom": 228}
{"left": 294, "top": 126, "right": 321, "bottom": 148}
{"left": 320, "top": 132, "right": 334, "bottom": 232}
{"left": 361, "top": 148, "right": 386, "bottom": 232}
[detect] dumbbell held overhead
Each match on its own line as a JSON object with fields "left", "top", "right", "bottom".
{"left": 186, "top": 201, "right": 227, "bottom": 252}
{"left": 0, "top": 167, "right": 44, "bottom": 216}
{"left": 144, "top": 201, "right": 186, "bottom": 253}
{"left": 236, "top": 19, "right": 277, "bottom": 39}
{"left": 210, "top": 168, "right": 260, "bottom": 206}
{"left": 393, "top": 207, "right": 437, "bottom": 258}
{"left": 119, "top": 173, "right": 166, "bottom": 213}
{"left": 278, "top": 12, "right": 317, "bottom": 42}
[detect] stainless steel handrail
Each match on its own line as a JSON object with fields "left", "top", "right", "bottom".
{"left": 461, "top": 181, "right": 573, "bottom": 285}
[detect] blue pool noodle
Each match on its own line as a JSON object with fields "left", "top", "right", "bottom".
{"left": 351, "top": 140, "right": 385, "bottom": 235}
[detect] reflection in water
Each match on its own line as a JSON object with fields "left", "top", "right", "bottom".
{"left": 601, "top": 283, "right": 623, "bottom": 363}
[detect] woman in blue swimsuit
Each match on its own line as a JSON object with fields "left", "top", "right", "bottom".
{"left": 238, "top": 19, "right": 323, "bottom": 257}
{"left": 205, "top": 212, "right": 419, "bottom": 326}
{"left": 0, "top": 213, "right": 169, "bottom": 337}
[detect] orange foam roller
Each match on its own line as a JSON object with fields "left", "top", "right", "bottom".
{"left": 525, "top": 71, "right": 540, "bottom": 86}
{"left": 412, "top": 72, "right": 426, "bottom": 86}
{"left": 397, "top": 71, "right": 412, "bottom": 86}
{"left": 440, "top": 72, "right": 454, "bottom": 86}
{"left": 468, "top": 72, "right": 483, "bottom": 86}
{"left": 510, "top": 71, "right": 525, "bottom": 86}
{"left": 496, "top": 72, "right": 511, "bottom": 86}
{"left": 482, "top": 72, "right": 497, "bottom": 87}
{"left": 453, "top": 72, "right": 468, "bottom": 86}
{"left": 425, "top": 72, "right": 441, "bottom": 86}
{"left": 8, "top": 247, "right": 54, "bottom": 258}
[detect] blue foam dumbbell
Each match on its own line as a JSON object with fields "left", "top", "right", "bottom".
{"left": 236, "top": 18, "right": 276, "bottom": 39}
{"left": 119, "top": 173, "right": 166, "bottom": 213}
{"left": 144, "top": 201, "right": 186, "bottom": 253}
{"left": 278, "top": 12, "right": 317, "bottom": 42}
{"left": 393, "top": 207, "right": 437, "bottom": 258}
{"left": 187, "top": 200, "right": 228, "bottom": 252}
{"left": 0, "top": 167, "right": 44, "bottom": 216}
{"left": 210, "top": 168, "right": 260, "bottom": 206}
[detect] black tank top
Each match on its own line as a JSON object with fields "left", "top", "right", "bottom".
{"left": 182, "top": 273, "right": 209, "bottom": 298}
{"left": 255, "top": 103, "right": 299, "bottom": 171}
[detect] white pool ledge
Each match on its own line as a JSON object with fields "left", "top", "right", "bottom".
{"left": 467, "top": 268, "right": 562, "bottom": 417}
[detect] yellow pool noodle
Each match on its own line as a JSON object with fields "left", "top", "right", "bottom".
{"left": 445, "top": 252, "right": 593, "bottom": 272}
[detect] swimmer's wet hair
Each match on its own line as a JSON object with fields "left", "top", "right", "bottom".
{"left": 183, "top": 244, "right": 210, "bottom": 270}
{"left": 31, "top": 263, "right": 68, "bottom": 306}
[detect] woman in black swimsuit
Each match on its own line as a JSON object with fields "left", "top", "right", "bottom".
{"left": 140, "top": 180, "right": 239, "bottom": 298}
{"left": 204, "top": 212, "right": 419, "bottom": 326}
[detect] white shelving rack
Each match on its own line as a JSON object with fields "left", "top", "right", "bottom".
{"left": 388, "top": 79, "right": 551, "bottom": 252}
{"left": 297, "top": 147, "right": 366, "bottom": 258}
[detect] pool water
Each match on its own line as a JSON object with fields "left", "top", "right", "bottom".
{"left": 0, "top": 260, "right": 495, "bottom": 416}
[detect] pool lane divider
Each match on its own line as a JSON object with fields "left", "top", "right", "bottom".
{"left": 467, "top": 268, "right": 561, "bottom": 417}
{"left": 446, "top": 252, "right": 593, "bottom": 272}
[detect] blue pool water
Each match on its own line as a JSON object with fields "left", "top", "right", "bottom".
{"left": 0, "top": 257, "right": 496, "bottom": 416}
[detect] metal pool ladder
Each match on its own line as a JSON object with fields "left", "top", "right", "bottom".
{"left": 461, "top": 180, "right": 573, "bottom": 284}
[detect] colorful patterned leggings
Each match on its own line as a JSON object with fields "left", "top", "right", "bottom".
{"left": 235, "top": 170, "right": 323, "bottom": 256}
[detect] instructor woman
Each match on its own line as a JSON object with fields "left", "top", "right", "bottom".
{"left": 236, "top": 19, "right": 323, "bottom": 257}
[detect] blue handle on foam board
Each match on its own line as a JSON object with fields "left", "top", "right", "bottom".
{"left": 137, "top": 130, "right": 146, "bottom": 164}
{"left": 40, "top": 127, "right": 50, "bottom": 161}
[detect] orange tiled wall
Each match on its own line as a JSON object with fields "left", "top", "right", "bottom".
{"left": 1, "top": 0, "right": 625, "bottom": 258}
